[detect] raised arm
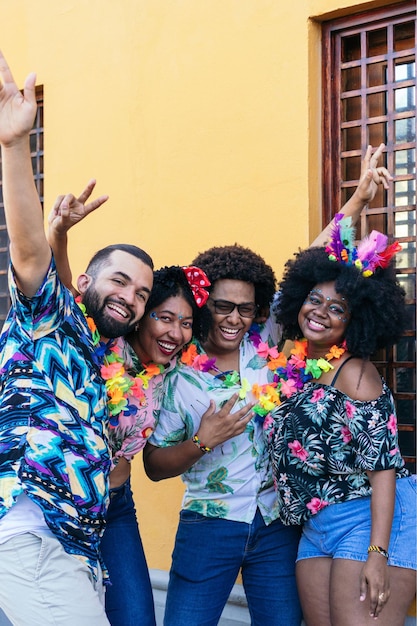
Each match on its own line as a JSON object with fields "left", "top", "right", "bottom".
{"left": 311, "top": 144, "right": 393, "bottom": 247}
{"left": 0, "top": 50, "right": 50, "bottom": 296}
{"left": 47, "top": 181, "right": 109, "bottom": 294}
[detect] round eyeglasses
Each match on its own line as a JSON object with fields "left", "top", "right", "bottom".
{"left": 210, "top": 299, "right": 258, "bottom": 318}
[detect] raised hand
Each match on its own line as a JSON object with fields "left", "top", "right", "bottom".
{"left": 355, "top": 143, "right": 393, "bottom": 204}
{"left": 48, "top": 180, "right": 109, "bottom": 236}
{"left": 0, "top": 50, "right": 37, "bottom": 146}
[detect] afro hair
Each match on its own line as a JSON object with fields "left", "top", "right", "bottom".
{"left": 274, "top": 246, "right": 407, "bottom": 359}
{"left": 192, "top": 244, "right": 276, "bottom": 311}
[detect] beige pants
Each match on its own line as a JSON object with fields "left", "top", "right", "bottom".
{"left": 0, "top": 531, "right": 110, "bottom": 626}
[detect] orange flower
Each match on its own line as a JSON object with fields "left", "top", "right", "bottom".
{"left": 291, "top": 339, "right": 308, "bottom": 358}
{"left": 326, "top": 345, "right": 346, "bottom": 360}
{"left": 86, "top": 316, "right": 97, "bottom": 334}
{"left": 144, "top": 363, "right": 162, "bottom": 377}
{"left": 267, "top": 352, "right": 287, "bottom": 371}
{"left": 181, "top": 343, "right": 198, "bottom": 366}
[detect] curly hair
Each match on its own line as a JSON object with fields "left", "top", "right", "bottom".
{"left": 274, "top": 246, "right": 407, "bottom": 359}
{"left": 192, "top": 244, "right": 276, "bottom": 310}
{"left": 144, "top": 265, "right": 211, "bottom": 342}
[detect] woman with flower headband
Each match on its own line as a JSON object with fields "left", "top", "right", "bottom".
{"left": 264, "top": 217, "right": 416, "bottom": 625}
{"left": 47, "top": 193, "right": 212, "bottom": 626}
{"left": 143, "top": 146, "right": 393, "bottom": 626}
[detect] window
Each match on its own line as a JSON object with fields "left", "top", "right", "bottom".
{"left": 322, "top": 3, "right": 416, "bottom": 471}
{"left": 0, "top": 86, "right": 44, "bottom": 325}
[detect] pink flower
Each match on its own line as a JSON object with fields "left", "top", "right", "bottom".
{"left": 288, "top": 440, "right": 308, "bottom": 461}
{"left": 280, "top": 378, "right": 297, "bottom": 398}
{"left": 387, "top": 414, "right": 397, "bottom": 435}
{"left": 345, "top": 401, "right": 355, "bottom": 419}
{"left": 257, "top": 341, "right": 270, "bottom": 359}
{"left": 289, "top": 354, "right": 305, "bottom": 369}
{"left": 306, "top": 497, "right": 328, "bottom": 515}
{"left": 263, "top": 415, "right": 273, "bottom": 431}
{"left": 341, "top": 425, "right": 352, "bottom": 443}
{"left": 101, "top": 361, "right": 124, "bottom": 380}
{"left": 311, "top": 388, "right": 325, "bottom": 403}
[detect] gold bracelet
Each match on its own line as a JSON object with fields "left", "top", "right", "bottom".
{"left": 368, "top": 545, "right": 389, "bottom": 559}
{"left": 192, "top": 434, "right": 213, "bottom": 454}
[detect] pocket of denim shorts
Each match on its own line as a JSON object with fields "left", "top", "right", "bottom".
{"left": 395, "top": 476, "right": 416, "bottom": 515}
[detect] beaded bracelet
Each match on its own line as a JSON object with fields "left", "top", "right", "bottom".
{"left": 368, "top": 545, "right": 389, "bottom": 559}
{"left": 192, "top": 434, "right": 213, "bottom": 454}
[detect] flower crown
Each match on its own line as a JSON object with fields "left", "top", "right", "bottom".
{"left": 326, "top": 213, "right": 401, "bottom": 277}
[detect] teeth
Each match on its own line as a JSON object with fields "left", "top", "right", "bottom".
{"left": 158, "top": 341, "right": 176, "bottom": 351}
{"left": 309, "top": 319, "right": 326, "bottom": 330}
{"left": 108, "top": 303, "right": 128, "bottom": 318}
{"left": 220, "top": 327, "right": 240, "bottom": 337}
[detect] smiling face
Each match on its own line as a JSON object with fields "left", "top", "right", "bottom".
{"left": 298, "top": 281, "right": 350, "bottom": 352}
{"left": 78, "top": 249, "right": 154, "bottom": 339}
{"left": 204, "top": 279, "right": 256, "bottom": 357}
{"left": 132, "top": 295, "right": 194, "bottom": 365}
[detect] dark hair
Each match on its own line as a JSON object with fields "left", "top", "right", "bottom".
{"left": 192, "top": 244, "right": 276, "bottom": 310}
{"left": 86, "top": 244, "right": 154, "bottom": 277}
{"left": 144, "top": 265, "right": 211, "bottom": 342}
{"left": 274, "top": 246, "right": 407, "bottom": 359}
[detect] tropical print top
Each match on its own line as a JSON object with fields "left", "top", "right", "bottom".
{"left": 108, "top": 337, "right": 167, "bottom": 463}
{"left": 149, "top": 318, "right": 282, "bottom": 524}
{"left": 264, "top": 380, "right": 409, "bottom": 526}
{"left": 0, "top": 260, "right": 110, "bottom": 578}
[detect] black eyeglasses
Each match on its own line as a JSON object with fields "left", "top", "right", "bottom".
{"left": 210, "top": 299, "right": 258, "bottom": 318}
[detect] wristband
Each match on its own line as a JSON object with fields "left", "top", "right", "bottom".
{"left": 368, "top": 545, "right": 389, "bottom": 559}
{"left": 192, "top": 434, "right": 213, "bottom": 454}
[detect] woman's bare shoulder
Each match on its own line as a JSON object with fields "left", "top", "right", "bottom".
{"left": 335, "top": 357, "right": 383, "bottom": 402}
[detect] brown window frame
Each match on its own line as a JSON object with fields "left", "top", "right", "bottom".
{"left": 322, "top": 3, "right": 416, "bottom": 472}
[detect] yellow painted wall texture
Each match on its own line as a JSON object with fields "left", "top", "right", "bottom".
{"left": 1, "top": 0, "right": 407, "bottom": 573}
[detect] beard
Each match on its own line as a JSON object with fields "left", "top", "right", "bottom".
{"left": 82, "top": 285, "right": 136, "bottom": 339}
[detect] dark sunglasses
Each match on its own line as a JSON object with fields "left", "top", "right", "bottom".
{"left": 209, "top": 299, "right": 258, "bottom": 318}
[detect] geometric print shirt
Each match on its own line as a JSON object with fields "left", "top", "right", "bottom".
{"left": 0, "top": 259, "right": 111, "bottom": 579}
{"left": 264, "top": 380, "right": 409, "bottom": 526}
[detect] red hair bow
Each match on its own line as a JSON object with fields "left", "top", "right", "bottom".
{"left": 182, "top": 266, "right": 211, "bottom": 307}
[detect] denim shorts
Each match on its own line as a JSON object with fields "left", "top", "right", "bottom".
{"left": 297, "top": 475, "right": 416, "bottom": 570}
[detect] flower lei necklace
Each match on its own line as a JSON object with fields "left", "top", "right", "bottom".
{"left": 77, "top": 299, "right": 164, "bottom": 426}
{"left": 272, "top": 338, "right": 346, "bottom": 402}
{"left": 180, "top": 325, "right": 345, "bottom": 420}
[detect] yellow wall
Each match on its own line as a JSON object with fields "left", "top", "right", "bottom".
{"left": 1, "top": 0, "right": 407, "bottom": 573}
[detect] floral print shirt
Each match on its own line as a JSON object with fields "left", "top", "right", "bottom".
{"left": 108, "top": 337, "right": 168, "bottom": 464}
{"left": 264, "top": 380, "right": 409, "bottom": 526}
{"left": 0, "top": 260, "right": 110, "bottom": 578}
{"left": 149, "top": 318, "right": 282, "bottom": 524}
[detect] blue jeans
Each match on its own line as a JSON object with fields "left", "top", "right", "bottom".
{"left": 164, "top": 508, "right": 302, "bottom": 626}
{"left": 101, "top": 479, "right": 156, "bottom": 626}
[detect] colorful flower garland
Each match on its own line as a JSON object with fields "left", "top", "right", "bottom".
{"left": 77, "top": 299, "right": 164, "bottom": 426}
{"left": 101, "top": 344, "right": 164, "bottom": 425}
{"left": 180, "top": 326, "right": 345, "bottom": 420}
